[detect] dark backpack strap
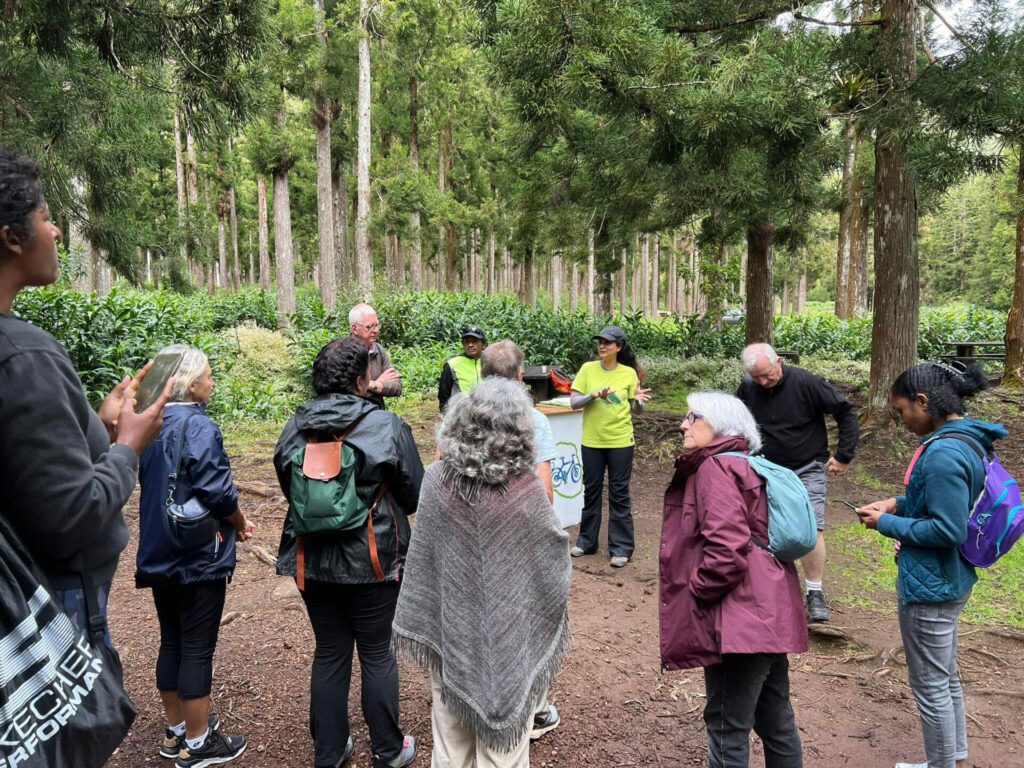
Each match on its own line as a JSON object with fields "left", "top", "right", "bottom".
{"left": 167, "top": 410, "right": 202, "bottom": 507}
{"left": 78, "top": 569, "right": 107, "bottom": 645}
{"left": 927, "top": 431, "right": 988, "bottom": 460}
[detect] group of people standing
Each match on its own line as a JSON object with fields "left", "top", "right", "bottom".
{"left": 0, "top": 146, "right": 1011, "bottom": 768}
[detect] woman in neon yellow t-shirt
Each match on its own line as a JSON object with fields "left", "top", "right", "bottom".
{"left": 569, "top": 326, "right": 651, "bottom": 567}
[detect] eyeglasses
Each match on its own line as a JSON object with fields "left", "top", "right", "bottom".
{"left": 683, "top": 412, "right": 704, "bottom": 425}
{"left": 354, "top": 322, "right": 380, "bottom": 331}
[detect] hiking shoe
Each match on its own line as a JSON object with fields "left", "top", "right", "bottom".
{"left": 530, "top": 704, "right": 560, "bottom": 741}
{"left": 375, "top": 735, "right": 416, "bottom": 768}
{"left": 806, "top": 590, "right": 830, "bottom": 623}
{"left": 160, "top": 713, "right": 221, "bottom": 758}
{"left": 610, "top": 555, "right": 629, "bottom": 568}
{"left": 570, "top": 546, "right": 587, "bottom": 557}
{"left": 317, "top": 737, "right": 355, "bottom": 768}
{"left": 175, "top": 729, "right": 247, "bottom": 767}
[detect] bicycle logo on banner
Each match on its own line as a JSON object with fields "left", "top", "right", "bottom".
{"left": 552, "top": 442, "right": 583, "bottom": 500}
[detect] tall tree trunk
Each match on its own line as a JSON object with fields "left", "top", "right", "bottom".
{"left": 569, "top": 260, "right": 579, "bottom": 310}
{"left": 172, "top": 109, "right": 190, "bottom": 281}
{"left": 781, "top": 281, "right": 790, "bottom": 315}
{"left": 1004, "top": 145, "right": 1024, "bottom": 386}
{"left": 836, "top": 118, "right": 870, "bottom": 319}
{"left": 217, "top": 200, "right": 228, "bottom": 290}
{"left": 798, "top": 271, "right": 808, "bottom": 314}
{"left": 587, "top": 230, "right": 596, "bottom": 313}
{"left": 334, "top": 161, "right": 352, "bottom": 290}
{"left": 438, "top": 119, "right": 453, "bottom": 291}
{"left": 651, "top": 234, "right": 660, "bottom": 317}
{"left": 408, "top": 76, "right": 423, "bottom": 291}
{"left": 229, "top": 186, "right": 240, "bottom": 290}
{"left": 667, "top": 241, "right": 677, "bottom": 315}
{"left": 312, "top": 0, "right": 337, "bottom": 311}
{"left": 619, "top": 247, "right": 628, "bottom": 315}
{"left": 745, "top": 220, "right": 775, "bottom": 344}
{"left": 522, "top": 248, "right": 536, "bottom": 306}
{"left": 551, "top": 251, "right": 562, "bottom": 311}
{"left": 202, "top": 178, "right": 214, "bottom": 293}
{"left": 257, "top": 176, "right": 271, "bottom": 291}
{"left": 273, "top": 109, "right": 297, "bottom": 323}
{"left": 641, "top": 234, "right": 651, "bottom": 317}
{"left": 865, "top": 0, "right": 920, "bottom": 423}
{"left": 355, "top": 0, "right": 373, "bottom": 297}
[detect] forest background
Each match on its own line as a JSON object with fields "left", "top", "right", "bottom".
{"left": 3, "top": 0, "right": 1024, "bottom": 425}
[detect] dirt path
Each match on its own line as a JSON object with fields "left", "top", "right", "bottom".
{"left": 107, "top": 410, "right": 1024, "bottom": 767}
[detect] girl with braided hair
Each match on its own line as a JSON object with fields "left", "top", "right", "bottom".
{"left": 274, "top": 336, "right": 424, "bottom": 768}
{"left": 857, "top": 362, "right": 1008, "bottom": 768}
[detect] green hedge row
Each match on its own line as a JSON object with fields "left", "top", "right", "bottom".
{"left": 12, "top": 286, "right": 1007, "bottom": 423}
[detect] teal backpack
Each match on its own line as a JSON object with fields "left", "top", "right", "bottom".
{"left": 721, "top": 453, "right": 818, "bottom": 562}
{"left": 290, "top": 416, "right": 372, "bottom": 537}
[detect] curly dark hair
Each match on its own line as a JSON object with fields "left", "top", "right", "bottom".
{"left": 312, "top": 338, "right": 370, "bottom": 396}
{"left": 0, "top": 149, "right": 44, "bottom": 241}
{"left": 890, "top": 362, "right": 988, "bottom": 418}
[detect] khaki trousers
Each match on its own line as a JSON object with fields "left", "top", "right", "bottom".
{"left": 429, "top": 671, "right": 540, "bottom": 768}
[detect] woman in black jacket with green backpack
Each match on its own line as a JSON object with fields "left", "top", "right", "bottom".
{"left": 274, "top": 337, "right": 424, "bottom": 768}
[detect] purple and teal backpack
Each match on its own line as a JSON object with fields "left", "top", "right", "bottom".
{"left": 913, "top": 432, "right": 1023, "bottom": 568}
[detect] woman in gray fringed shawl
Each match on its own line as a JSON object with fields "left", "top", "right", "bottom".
{"left": 392, "top": 377, "right": 572, "bottom": 768}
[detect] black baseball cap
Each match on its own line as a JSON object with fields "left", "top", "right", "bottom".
{"left": 461, "top": 325, "right": 487, "bottom": 341}
{"left": 593, "top": 325, "right": 627, "bottom": 344}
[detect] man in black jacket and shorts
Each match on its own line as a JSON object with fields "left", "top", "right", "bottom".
{"left": 737, "top": 343, "right": 859, "bottom": 623}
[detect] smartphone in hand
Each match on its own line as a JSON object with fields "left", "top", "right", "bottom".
{"left": 134, "top": 350, "right": 184, "bottom": 413}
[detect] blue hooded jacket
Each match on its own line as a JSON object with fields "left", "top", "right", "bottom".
{"left": 878, "top": 418, "right": 1009, "bottom": 606}
{"left": 136, "top": 403, "right": 240, "bottom": 587}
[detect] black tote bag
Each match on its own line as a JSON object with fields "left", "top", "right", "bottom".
{"left": 0, "top": 514, "right": 136, "bottom": 768}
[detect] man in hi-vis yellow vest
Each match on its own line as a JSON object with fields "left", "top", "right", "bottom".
{"left": 437, "top": 326, "right": 487, "bottom": 412}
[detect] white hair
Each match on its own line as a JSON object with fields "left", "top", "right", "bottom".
{"left": 158, "top": 344, "right": 210, "bottom": 402}
{"left": 741, "top": 343, "right": 778, "bottom": 371}
{"left": 687, "top": 391, "right": 762, "bottom": 453}
{"left": 348, "top": 303, "right": 376, "bottom": 325}
{"left": 438, "top": 377, "right": 536, "bottom": 486}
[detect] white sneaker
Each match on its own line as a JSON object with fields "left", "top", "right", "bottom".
{"left": 570, "top": 546, "right": 587, "bottom": 557}
{"left": 610, "top": 555, "right": 629, "bottom": 567}
{"left": 895, "top": 762, "right": 928, "bottom": 767}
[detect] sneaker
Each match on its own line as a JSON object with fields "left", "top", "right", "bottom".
{"left": 175, "top": 729, "right": 247, "bottom": 767}
{"left": 160, "top": 713, "right": 221, "bottom": 759}
{"left": 610, "top": 555, "right": 629, "bottom": 568}
{"left": 375, "top": 735, "right": 416, "bottom": 768}
{"left": 570, "top": 546, "right": 587, "bottom": 557}
{"left": 530, "top": 704, "right": 560, "bottom": 741}
{"left": 317, "top": 737, "right": 355, "bottom": 768}
{"left": 806, "top": 590, "right": 830, "bottom": 623}
{"left": 894, "top": 763, "right": 928, "bottom": 768}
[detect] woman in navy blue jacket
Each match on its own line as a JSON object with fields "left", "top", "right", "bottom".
{"left": 138, "top": 345, "right": 254, "bottom": 768}
{"left": 858, "top": 362, "right": 1007, "bottom": 768}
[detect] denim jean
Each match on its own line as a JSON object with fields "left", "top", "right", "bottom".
{"left": 899, "top": 591, "right": 971, "bottom": 768}
{"left": 703, "top": 654, "right": 802, "bottom": 768}
{"left": 300, "top": 580, "right": 404, "bottom": 768}
{"left": 56, "top": 580, "right": 113, "bottom": 646}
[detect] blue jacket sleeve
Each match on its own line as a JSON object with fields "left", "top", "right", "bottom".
{"left": 877, "top": 444, "right": 973, "bottom": 548}
{"left": 184, "top": 417, "right": 239, "bottom": 519}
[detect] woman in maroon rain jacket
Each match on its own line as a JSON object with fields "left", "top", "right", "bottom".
{"left": 660, "top": 391, "right": 807, "bottom": 768}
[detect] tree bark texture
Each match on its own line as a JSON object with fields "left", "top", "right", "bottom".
{"left": 651, "top": 235, "right": 660, "bottom": 317}
{"left": 866, "top": 0, "right": 920, "bottom": 421}
{"left": 172, "top": 109, "right": 190, "bottom": 278}
{"left": 312, "top": 0, "right": 336, "bottom": 309}
{"left": 334, "top": 161, "right": 352, "bottom": 290}
{"left": 745, "top": 221, "right": 775, "bottom": 345}
{"left": 355, "top": 0, "right": 373, "bottom": 298}
{"left": 1004, "top": 146, "right": 1024, "bottom": 386}
{"left": 257, "top": 176, "right": 271, "bottom": 291}
{"left": 587, "top": 230, "right": 596, "bottom": 313}
{"left": 408, "top": 77, "right": 423, "bottom": 291}
{"left": 641, "top": 234, "right": 651, "bottom": 317}
{"left": 836, "top": 117, "right": 870, "bottom": 319}
{"left": 229, "top": 186, "right": 240, "bottom": 289}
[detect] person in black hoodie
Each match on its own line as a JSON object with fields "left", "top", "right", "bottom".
{"left": 138, "top": 345, "right": 254, "bottom": 767}
{"left": 0, "top": 148, "right": 168, "bottom": 641}
{"left": 275, "top": 337, "right": 424, "bottom": 768}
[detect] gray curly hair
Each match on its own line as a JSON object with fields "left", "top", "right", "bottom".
{"left": 438, "top": 377, "right": 536, "bottom": 487}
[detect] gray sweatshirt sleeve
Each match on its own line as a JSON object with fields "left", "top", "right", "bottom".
{"left": 376, "top": 344, "right": 403, "bottom": 397}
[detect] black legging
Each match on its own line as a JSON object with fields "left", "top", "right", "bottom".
{"left": 152, "top": 580, "right": 227, "bottom": 699}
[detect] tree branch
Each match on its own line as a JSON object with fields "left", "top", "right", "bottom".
{"left": 792, "top": 12, "right": 882, "bottom": 27}
{"left": 919, "top": 0, "right": 970, "bottom": 48}
{"left": 666, "top": 2, "right": 799, "bottom": 34}
{"left": 918, "top": 9, "right": 937, "bottom": 65}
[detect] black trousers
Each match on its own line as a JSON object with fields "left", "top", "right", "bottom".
{"left": 301, "top": 581, "right": 403, "bottom": 768}
{"left": 152, "top": 580, "right": 227, "bottom": 700}
{"left": 703, "top": 654, "right": 803, "bottom": 768}
{"left": 576, "top": 445, "right": 635, "bottom": 557}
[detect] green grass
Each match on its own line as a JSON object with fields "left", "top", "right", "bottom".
{"left": 828, "top": 522, "right": 1024, "bottom": 627}
{"left": 222, "top": 420, "right": 286, "bottom": 449}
